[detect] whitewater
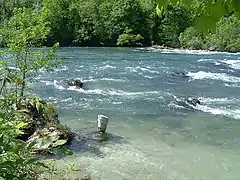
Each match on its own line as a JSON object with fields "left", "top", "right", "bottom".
{"left": 31, "top": 47, "right": 240, "bottom": 180}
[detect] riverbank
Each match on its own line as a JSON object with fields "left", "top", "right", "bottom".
{"left": 149, "top": 45, "right": 240, "bottom": 53}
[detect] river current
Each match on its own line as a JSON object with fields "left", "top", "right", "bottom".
{"left": 32, "top": 47, "right": 240, "bottom": 180}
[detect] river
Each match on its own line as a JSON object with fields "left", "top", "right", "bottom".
{"left": 32, "top": 47, "right": 240, "bottom": 180}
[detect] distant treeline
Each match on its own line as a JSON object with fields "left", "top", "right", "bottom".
{"left": 0, "top": 0, "right": 240, "bottom": 52}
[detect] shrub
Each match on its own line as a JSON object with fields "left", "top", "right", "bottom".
{"left": 179, "top": 27, "right": 204, "bottom": 50}
{"left": 117, "top": 27, "right": 143, "bottom": 46}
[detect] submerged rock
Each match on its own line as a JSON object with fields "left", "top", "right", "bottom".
{"left": 67, "top": 78, "right": 83, "bottom": 88}
{"left": 170, "top": 72, "right": 189, "bottom": 78}
{"left": 91, "top": 131, "right": 108, "bottom": 142}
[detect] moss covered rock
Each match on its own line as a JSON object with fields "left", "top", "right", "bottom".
{"left": 16, "top": 97, "right": 73, "bottom": 153}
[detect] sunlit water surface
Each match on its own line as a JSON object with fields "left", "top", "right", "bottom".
{"left": 31, "top": 47, "right": 240, "bottom": 180}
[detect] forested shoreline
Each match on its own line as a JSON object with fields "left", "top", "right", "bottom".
{"left": 1, "top": 0, "right": 240, "bottom": 52}
{"left": 1, "top": 0, "right": 240, "bottom": 179}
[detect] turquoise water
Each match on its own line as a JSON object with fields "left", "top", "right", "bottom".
{"left": 32, "top": 47, "right": 240, "bottom": 180}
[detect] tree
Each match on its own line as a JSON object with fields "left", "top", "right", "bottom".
{"left": 0, "top": 7, "right": 63, "bottom": 180}
{"left": 205, "top": 15, "right": 240, "bottom": 52}
{"left": 96, "top": 0, "right": 149, "bottom": 46}
{"left": 41, "top": 0, "right": 72, "bottom": 46}
{"left": 0, "top": 7, "right": 60, "bottom": 97}
{"left": 156, "top": 0, "right": 240, "bottom": 32}
{"left": 117, "top": 27, "right": 143, "bottom": 46}
{"left": 68, "top": 0, "right": 100, "bottom": 46}
{"left": 179, "top": 27, "right": 204, "bottom": 49}
{"left": 157, "top": 4, "right": 192, "bottom": 47}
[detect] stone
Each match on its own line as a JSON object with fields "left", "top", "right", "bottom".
{"left": 186, "top": 98, "right": 201, "bottom": 106}
{"left": 97, "top": 115, "right": 108, "bottom": 133}
{"left": 67, "top": 78, "right": 83, "bottom": 88}
{"left": 27, "top": 126, "right": 69, "bottom": 151}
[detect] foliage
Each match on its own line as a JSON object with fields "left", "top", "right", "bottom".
{"left": 96, "top": 0, "right": 149, "bottom": 46}
{"left": 68, "top": 0, "right": 100, "bottom": 46}
{"left": 0, "top": 103, "right": 46, "bottom": 180}
{"left": 117, "top": 27, "right": 143, "bottom": 46}
{"left": 156, "top": 4, "right": 192, "bottom": 47}
{"left": 38, "top": 162, "right": 88, "bottom": 180}
{"left": 205, "top": 15, "right": 240, "bottom": 52}
{"left": 0, "top": 0, "right": 240, "bottom": 50}
{"left": 179, "top": 14, "right": 240, "bottom": 52}
{"left": 179, "top": 27, "right": 204, "bottom": 49}
{"left": 41, "top": 0, "right": 72, "bottom": 46}
{"left": 0, "top": 7, "right": 61, "bottom": 97}
{"left": 156, "top": 0, "right": 240, "bottom": 32}
{"left": 0, "top": 7, "right": 72, "bottom": 180}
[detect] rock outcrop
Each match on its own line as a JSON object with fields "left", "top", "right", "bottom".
{"left": 16, "top": 98, "right": 73, "bottom": 153}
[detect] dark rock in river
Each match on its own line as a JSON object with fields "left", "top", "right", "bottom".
{"left": 185, "top": 97, "right": 201, "bottom": 107}
{"left": 67, "top": 78, "right": 83, "bottom": 88}
{"left": 170, "top": 72, "right": 190, "bottom": 78}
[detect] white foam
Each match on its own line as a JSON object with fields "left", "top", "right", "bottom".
{"left": 135, "top": 47, "right": 240, "bottom": 55}
{"left": 60, "top": 98, "right": 73, "bottom": 102}
{"left": 55, "top": 65, "right": 69, "bottom": 72}
{"left": 197, "top": 59, "right": 215, "bottom": 62}
{"left": 219, "top": 60, "right": 240, "bottom": 69}
{"left": 53, "top": 81, "right": 161, "bottom": 97}
{"left": 83, "top": 78, "right": 98, "bottom": 83}
{"left": 83, "top": 78, "right": 126, "bottom": 82}
{"left": 224, "top": 83, "right": 240, "bottom": 88}
{"left": 199, "top": 97, "right": 239, "bottom": 104}
{"left": 106, "top": 89, "right": 160, "bottom": 97}
{"left": 168, "top": 102, "right": 186, "bottom": 110}
{"left": 157, "top": 48, "right": 240, "bottom": 55}
{"left": 112, "top": 102, "right": 123, "bottom": 105}
{"left": 40, "top": 80, "right": 53, "bottom": 85}
{"left": 53, "top": 80, "right": 65, "bottom": 90}
{"left": 197, "top": 105, "right": 240, "bottom": 119}
{"left": 100, "top": 78, "right": 126, "bottom": 82}
{"left": 143, "top": 75, "right": 155, "bottom": 79}
{"left": 98, "top": 64, "right": 116, "bottom": 70}
{"left": 125, "top": 66, "right": 159, "bottom": 74}
{"left": 187, "top": 71, "right": 240, "bottom": 83}
{"left": 125, "top": 67, "right": 138, "bottom": 73}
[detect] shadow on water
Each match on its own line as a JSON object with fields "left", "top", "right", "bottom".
{"left": 67, "top": 128, "right": 129, "bottom": 158}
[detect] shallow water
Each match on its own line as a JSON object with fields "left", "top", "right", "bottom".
{"left": 32, "top": 47, "right": 240, "bottom": 180}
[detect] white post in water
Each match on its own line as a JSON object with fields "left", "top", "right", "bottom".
{"left": 97, "top": 115, "right": 108, "bottom": 133}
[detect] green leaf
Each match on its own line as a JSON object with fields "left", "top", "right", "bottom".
{"left": 196, "top": 15, "right": 217, "bottom": 33}
{"left": 49, "top": 147, "right": 73, "bottom": 155}
{"left": 156, "top": 5, "right": 164, "bottom": 17}
{"left": 232, "top": 0, "right": 240, "bottom": 12}
{"left": 182, "top": 0, "right": 193, "bottom": 6}
{"left": 26, "top": 158, "right": 39, "bottom": 165}
{"left": 40, "top": 138, "right": 53, "bottom": 149}
{"left": 0, "top": 176, "right": 5, "bottom": 180}
{"left": 15, "top": 122, "right": 27, "bottom": 129}
{"left": 235, "top": 11, "right": 240, "bottom": 19}
{"left": 0, "top": 135, "right": 3, "bottom": 144}
{"left": 35, "top": 162, "right": 49, "bottom": 169}
{"left": 157, "top": 0, "right": 169, "bottom": 8}
{"left": 205, "top": 1, "right": 224, "bottom": 21}
{"left": 52, "top": 139, "right": 67, "bottom": 147}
